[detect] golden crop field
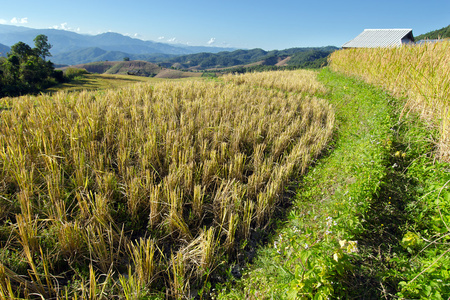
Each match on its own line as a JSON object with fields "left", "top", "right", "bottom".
{"left": 329, "top": 41, "right": 450, "bottom": 161}
{"left": 0, "top": 71, "right": 334, "bottom": 299}
{"left": 222, "top": 69, "right": 327, "bottom": 94}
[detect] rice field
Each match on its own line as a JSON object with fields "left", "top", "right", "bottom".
{"left": 329, "top": 41, "right": 450, "bottom": 161}
{"left": 222, "top": 69, "right": 327, "bottom": 94}
{"left": 0, "top": 70, "right": 334, "bottom": 299}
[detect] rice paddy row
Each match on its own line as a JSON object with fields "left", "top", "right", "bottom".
{"left": 0, "top": 70, "right": 334, "bottom": 299}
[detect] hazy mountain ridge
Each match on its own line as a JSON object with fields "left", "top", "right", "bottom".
{"left": 0, "top": 24, "right": 236, "bottom": 57}
{"left": 49, "top": 43, "right": 337, "bottom": 68}
{"left": 65, "top": 60, "right": 162, "bottom": 76}
{"left": 0, "top": 43, "right": 10, "bottom": 57}
{"left": 51, "top": 47, "right": 176, "bottom": 65}
{"left": 0, "top": 25, "right": 337, "bottom": 67}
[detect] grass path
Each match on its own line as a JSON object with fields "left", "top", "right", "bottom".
{"left": 217, "top": 68, "right": 450, "bottom": 299}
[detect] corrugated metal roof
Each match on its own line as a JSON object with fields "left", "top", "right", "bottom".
{"left": 342, "top": 29, "right": 414, "bottom": 48}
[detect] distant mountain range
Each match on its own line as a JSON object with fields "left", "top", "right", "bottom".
{"left": 50, "top": 47, "right": 177, "bottom": 65}
{"left": 2, "top": 24, "right": 449, "bottom": 67}
{"left": 0, "top": 24, "right": 340, "bottom": 68}
{"left": 0, "top": 24, "right": 236, "bottom": 63}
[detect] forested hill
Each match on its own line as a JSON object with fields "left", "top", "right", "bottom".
{"left": 159, "top": 46, "right": 338, "bottom": 70}
{"left": 415, "top": 24, "right": 450, "bottom": 40}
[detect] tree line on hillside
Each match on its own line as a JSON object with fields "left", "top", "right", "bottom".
{"left": 415, "top": 24, "right": 450, "bottom": 41}
{"left": 215, "top": 58, "right": 329, "bottom": 75}
{"left": 159, "top": 47, "right": 338, "bottom": 70}
{"left": 0, "top": 35, "right": 64, "bottom": 97}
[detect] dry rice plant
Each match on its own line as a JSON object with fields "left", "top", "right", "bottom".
{"left": 0, "top": 70, "right": 334, "bottom": 298}
{"left": 329, "top": 41, "right": 450, "bottom": 161}
{"left": 222, "top": 69, "right": 327, "bottom": 94}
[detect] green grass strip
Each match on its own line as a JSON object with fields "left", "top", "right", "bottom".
{"left": 217, "top": 68, "right": 450, "bottom": 299}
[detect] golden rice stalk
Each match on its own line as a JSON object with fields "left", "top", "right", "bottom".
{"left": 212, "top": 180, "right": 240, "bottom": 227}
{"left": 440, "top": 107, "right": 450, "bottom": 161}
{"left": 126, "top": 176, "right": 144, "bottom": 220}
{"left": 16, "top": 214, "right": 39, "bottom": 256}
{"left": 225, "top": 212, "right": 239, "bottom": 254}
{"left": 165, "top": 186, "right": 192, "bottom": 240}
{"left": 222, "top": 70, "right": 327, "bottom": 94}
{"left": 169, "top": 251, "right": 188, "bottom": 299}
{"left": 148, "top": 183, "right": 162, "bottom": 228}
{"left": 255, "top": 192, "right": 269, "bottom": 227}
{"left": 84, "top": 223, "right": 125, "bottom": 274}
{"left": 180, "top": 227, "right": 218, "bottom": 280}
{"left": 119, "top": 267, "right": 144, "bottom": 300}
{"left": 0, "top": 261, "right": 44, "bottom": 298}
{"left": 56, "top": 220, "right": 85, "bottom": 261}
{"left": 81, "top": 264, "right": 111, "bottom": 300}
{"left": 17, "top": 189, "right": 33, "bottom": 223}
{"left": 128, "top": 238, "right": 157, "bottom": 287}
{"left": 192, "top": 184, "right": 206, "bottom": 218}
{"left": 241, "top": 199, "right": 255, "bottom": 240}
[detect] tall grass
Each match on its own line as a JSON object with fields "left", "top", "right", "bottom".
{"left": 0, "top": 71, "right": 334, "bottom": 298}
{"left": 329, "top": 41, "right": 450, "bottom": 161}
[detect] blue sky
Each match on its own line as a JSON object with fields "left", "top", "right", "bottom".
{"left": 1, "top": 0, "right": 449, "bottom": 50}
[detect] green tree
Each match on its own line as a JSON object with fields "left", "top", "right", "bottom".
{"left": 5, "top": 54, "right": 20, "bottom": 81}
{"left": 10, "top": 41, "right": 33, "bottom": 61}
{"left": 0, "top": 35, "right": 62, "bottom": 97}
{"left": 33, "top": 34, "right": 52, "bottom": 60}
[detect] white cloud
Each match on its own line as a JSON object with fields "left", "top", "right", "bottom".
{"left": 207, "top": 38, "right": 216, "bottom": 45}
{"left": 125, "top": 33, "right": 141, "bottom": 38}
{"left": 11, "top": 17, "right": 28, "bottom": 24}
{"left": 167, "top": 37, "right": 176, "bottom": 42}
{"left": 158, "top": 36, "right": 165, "bottom": 40}
{"left": 50, "top": 22, "right": 80, "bottom": 32}
{"left": 50, "top": 23, "right": 69, "bottom": 30}
{"left": 0, "top": 19, "right": 7, "bottom": 24}
{"left": 123, "top": 33, "right": 142, "bottom": 39}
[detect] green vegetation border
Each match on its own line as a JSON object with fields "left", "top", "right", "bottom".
{"left": 217, "top": 68, "right": 450, "bottom": 299}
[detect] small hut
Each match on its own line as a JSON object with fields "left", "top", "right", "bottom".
{"left": 342, "top": 29, "right": 414, "bottom": 48}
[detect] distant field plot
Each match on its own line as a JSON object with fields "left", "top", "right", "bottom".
{"left": 329, "top": 41, "right": 450, "bottom": 161}
{"left": 0, "top": 71, "right": 334, "bottom": 298}
{"left": 223, "top": 69, "right": 327, "bottom": 94}
{"left": 44, "top": 73, "right": 167, "bottom": 93}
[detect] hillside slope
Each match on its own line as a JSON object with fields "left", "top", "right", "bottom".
{"left": 104, "top": 61, "right": 161, "bottom": 76}
{"left": 59, "top": 60, "right": 202, "bottom": 79}
{"left": 62, "top": 60, "right": 160, "bottom": 75}
{"left": 159, "top": 47, "right": 337, "bottom": 70}
{"left": 51, "top": 47, "right": 175, "bottom": 65}
{"left": 415, "top": 24, "right": 450, "bottom": 40}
